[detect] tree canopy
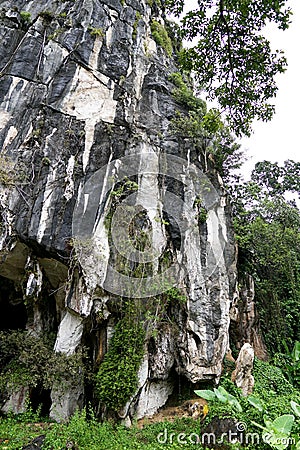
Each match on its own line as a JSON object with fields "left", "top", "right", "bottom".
{"left": 165, "top": 0, "right": 292, "bottom": 136}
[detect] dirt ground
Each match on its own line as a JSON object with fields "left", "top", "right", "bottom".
{"left": 137, "top": 398, "right": 208, "bottom": 428}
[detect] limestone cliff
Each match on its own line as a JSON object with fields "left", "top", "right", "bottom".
{"left": 0, "top": 0, "right": 237, "bottom": 421}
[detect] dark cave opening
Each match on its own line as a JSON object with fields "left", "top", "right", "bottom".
{"left": 0, "top": 274, "right": 58, "bottom": 417}
{"left": 0, "top": 276, "right": 27, "bottom": 330}
{"left": 30, "top": 385, "right": 52, "bottom": 417}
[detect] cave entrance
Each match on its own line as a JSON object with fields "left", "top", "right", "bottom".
{"left": 30, "top": 385, "right": 52, "bottom": 417}
{"left": 0, "top": 275, "right": 54, "bottom": 417}
{"left": 0, "top": 276, "right": 27, "bottom": 330}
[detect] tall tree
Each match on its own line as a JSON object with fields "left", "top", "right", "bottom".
{"left": 165, "top": 0, "right": 291, "bottom": 136}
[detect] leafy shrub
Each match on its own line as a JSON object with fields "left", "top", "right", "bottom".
{"left": 273, "top": 341, "right": 300, "bottom": 389}
{"left": 95, "top": 316, "right": 145, "bottom": 411}
{"left": 0, "top": 331, "right": 85, "bottom": 394}
{"left": 151, "top": 20, "right": 173, "bottom": 56}
{"left": 199, "top": 359, "right": 300, "bottom": 450}
{"left": 20, "top": 11, "right": 31, "bottom": 24}
{"left": 88, "top": 26, "right": 105, "bottom": 38}
{"left": 253, "top": 358, "right": 294, "bottom": 397}
{"left": 168, "top": 72, "right": 206, "bottom": 112}
{"left": 232, "top": 161, "right": 300, "bottom": 354}
{"left": 1, "top": 410, "right": 206, "bottom": 450}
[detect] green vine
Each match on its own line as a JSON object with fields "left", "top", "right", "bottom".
{"left": 150, "top": 20, "right": 173, "bottom": 57}
{"left": 88, "top": 26, "right": 105, "bottom": 38}
{"left": 95, "top": 308, "right": 145, "bottom": 411}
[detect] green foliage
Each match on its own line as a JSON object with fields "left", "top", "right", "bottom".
{"left": 0, "top": 331, "right": 85, "bottom": 394}
{"left": 291, "top": 401, "right": 300, "bottom": 418}
{"left": 200, "top": 360, "right": 300, "bottom": 449}
{"left": 95, "top": 313, "right": 145, "bottom": 411}
{"left": 171, "top": 109, "right": 242, "bottom": 182}
{"left": 0, "top": 411, "right": 208, "bottom": 450}
{"left": 247, "top": 395, "right": 266, "bottom": 413}
{"left": 163, "top": 287, "right": 186, "bottom": 305}
{"left": 39, "top": 10, "right": 55, "bottom": 22}
{"left": 252, "top": 415, "right": 295, "bottom": 450}
{"left": 232, "top": 160, "right": 300, "bottom": 354}
{"left": 194, "top": 197, "right": 208, "bottom": 224}
{"left": 165, "top": 0, "right": 291, "bottom": 136}
{"left": 253, "top": 358, "right": 294, "bottom": 397}
{"left": 1, "top": 361, "right": 300, "bottom": 450}
{"left": 164, "top": 20, "right": 183, "bottom": 54}
{"left": 169, "top": 72, "right": 206, "bottom": 112}
{"left": 0, "top": 154, "right": 28, "bottom": 187}
{"left": 94, "top": 288, "right": 185, "bottom": 413}
{"left": 273, "top": 341, "right": 300, "bottom": 389}
{"left": 0, "top": 413, "right": 50, "bottom": 450}
{"left": 195, "top": 385, "right": 243, "bottom": 412}
{"left": 147, "top": 0, "right": 162, "bottom": 9}
{"left": 150, "top": 20, "right": 173, "bottom": 57}
{"left": 20, "top": 11, "right": 31, "bottom": 24}
{"left": 110, "top": 178, "right": 138, "bottom": 199}
{"left": 43, "top": 409, "right": 103, "bottom": 450}
{"left": 133, "top": 12, "right": 142, "bottom": 40}
{"left": 88, "top": 26, "right": 105, "bottom": 38}
{"left": 104, "top": 177, "right": 138, "bottom": 233}
{"left": 168, "top": 71, "right": 242, "bottom": 181}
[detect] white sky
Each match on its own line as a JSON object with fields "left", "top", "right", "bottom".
{"left": 181, "top": 0, "right": 300, "bottom": 179}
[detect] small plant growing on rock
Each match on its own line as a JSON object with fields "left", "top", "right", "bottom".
{"left": 0, "top": 154, "right": 25, "bottom": 187}
{"left": 20, "top": 11, "right": 31, "bottom": 24}
{"left": 132, "top": 12, "right": 142, "bottom": 40}
{"left": 39, "top": 10, "right": 55, "bottom": 23}
{"left": 151, "top": 20, "right": 173, "bottom": 57}
{"left": 88, "top": 26, "right": 105, "bottom": 38}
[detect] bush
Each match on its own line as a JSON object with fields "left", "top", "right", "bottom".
{"left": 0, "top": 331, "right": 85, "bottom": 395}
{"left": 95, "top": 316, "right": 145, "bottom": 411}
{"left": 168, "top": 72, "right": 206, "bottom": 112}
{"left": 151, "top": 20, "right": 173, "bottom": 57}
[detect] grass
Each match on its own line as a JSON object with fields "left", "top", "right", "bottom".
{"left": 0, "top": 414, "right": 52, "bottom": 450}
{"left": 1, "top": 360, "right": 299, "bottom": 449}
{"left": 0, "top": 411, "right": 204, "bottom": 450}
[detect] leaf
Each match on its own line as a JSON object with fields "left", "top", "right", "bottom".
{"left": 214, "top": 387, "right": 227, "bottom": 403}
{"left": 291, "top": 401, "right": 300, "bottom": 418}
{"left": 262, "top": 430, "right": 290, "bottom": 450}
{"left": 292, "top": 341, "right": 300, "bottom": 362}
{"left": 194, "top": 389, "right": 216, "bottom": 401}
{"left": 217, "top": 386, "right": 230, "bottom": 397}
{"left": 272, "top": 415, "right": 295, "bottom": 434}
{"left": 230, "top": 398, "right": 243, "bottom": 412}
{"left": 264, "top": 417, "right": 274, "bottom": 430}
{"left": 248, "top": 395, "right": 265, "bottom": 412}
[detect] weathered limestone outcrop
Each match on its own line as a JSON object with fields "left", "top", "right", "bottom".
{"left": 231, "top": 343, "right": 254, "bottom": 396}
{"left": 230, "top": 274, "right": 268, "bottom": 360}
{"left": 0, "top": 0, "right": 237, "bottom": 420}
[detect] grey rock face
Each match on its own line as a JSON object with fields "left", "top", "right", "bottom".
{"left": 230, "top": 274, "right": 268, "bottom": 360}
{"left": 0, "top": 0, "right": 237, "bottom": 420}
